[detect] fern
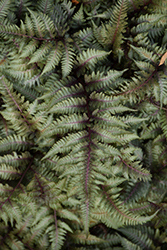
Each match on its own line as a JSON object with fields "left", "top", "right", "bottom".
{"left": 0, "top": 0, "right": 167, "bottom": 249}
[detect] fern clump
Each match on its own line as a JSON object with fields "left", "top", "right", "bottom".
{"left": 0, "top": 0, "right": 167, "bottom": 249}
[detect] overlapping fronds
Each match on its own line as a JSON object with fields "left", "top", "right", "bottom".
{"left": 0, "top": 0, "right": 166, "bottom": 249}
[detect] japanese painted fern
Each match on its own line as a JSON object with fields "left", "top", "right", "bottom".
{"left": 0, "top": 0, "right": 167, "bottom": 249}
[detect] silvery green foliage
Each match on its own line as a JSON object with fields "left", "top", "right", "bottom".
{"left": 0, "top": 0, "right": 166, "bottom": 249}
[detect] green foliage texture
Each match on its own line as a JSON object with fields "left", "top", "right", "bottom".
{"left": 0, "top": 0, "right": 167, "bottom": 249}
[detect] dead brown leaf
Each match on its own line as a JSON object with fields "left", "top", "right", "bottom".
{"left": 159, "top": 51, "right": 167, "bottom": 66}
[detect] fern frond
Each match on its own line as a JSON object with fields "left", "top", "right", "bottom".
{"left": 42, "top": 131, "right": 88, "bottom": 159}
{"left": 130, "top": 44, "right": 159, "bottom": 64}
{"left": 61, "top": 0, "right": 75, "bottom": 18}
{"left": 40, "top": 83, "right": 84, "bottom": 111}
{"left": 69, "top": 231, "right": 106, "bottom": 245}
{"left": 74, "top": 27, "right": 94, "bottom": 50}
{"left": 0, "top": 200, "right": 22, "bottom": 226}
{"left": 94, "top": 0, "right": 128, "bottom": 53}
{"left": 37, "top": 0, "right": 54, "bottom": 14}
{"left": 0, "top": 77, "right": 34, "bottom": 136}
{"left": 85, "top": 69, "right": 127, "bottom": 92}
{"left": 71, "top": 4, "right": 85, "bottom": 28}
{"left": 13, "top": 82, "right": 39, "bottom": 102}
{"left": 49, "top": 97, "right": 86, "bottom": 114}
{"left": 0, "top": 0, "right": 11, "bottom": 20}
{"left": 41, "top": 113, "right": 88, "bottom": 137}
{"left": 42, "top": 41, "right": 62, "bottom": 75}
{"left": 160, "top": 110, "right": 167, "bottom": 139}
{"left": 27, "top": 9, "right": 48, "bottom": 38}
{"left": 76, "top": 48, "right": 110, "bottom": 73}
{"left": 133, "top": 13, "right": 167, "bottom": 41}
{"left": 28, "top": 41, "right": 52, "bottom": 64}
{"left": 127, "top": 0, "right": 152, "bottom": 11}
{"left": 120, "top": 180, "right": 150, "bottom": 205}
{"left": 0, "top": 135, "right": 33, "bottom": 153}
{"left": 93, "top": 186, "right": 159, "bottom": 228}
{"left": 118, "top": 226, "right": 156, "bottom": 250}
{"left": 61, "top": 42, "right": 75, "bottom": 78}
{"left": 119, "top": 155, "right": 151, "bottom": 181}
{"left": 141, "top": 122, "right": 160, "bottom": 140}
{"left": 93, "top": 113, "right": 128, "bottom": 128}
